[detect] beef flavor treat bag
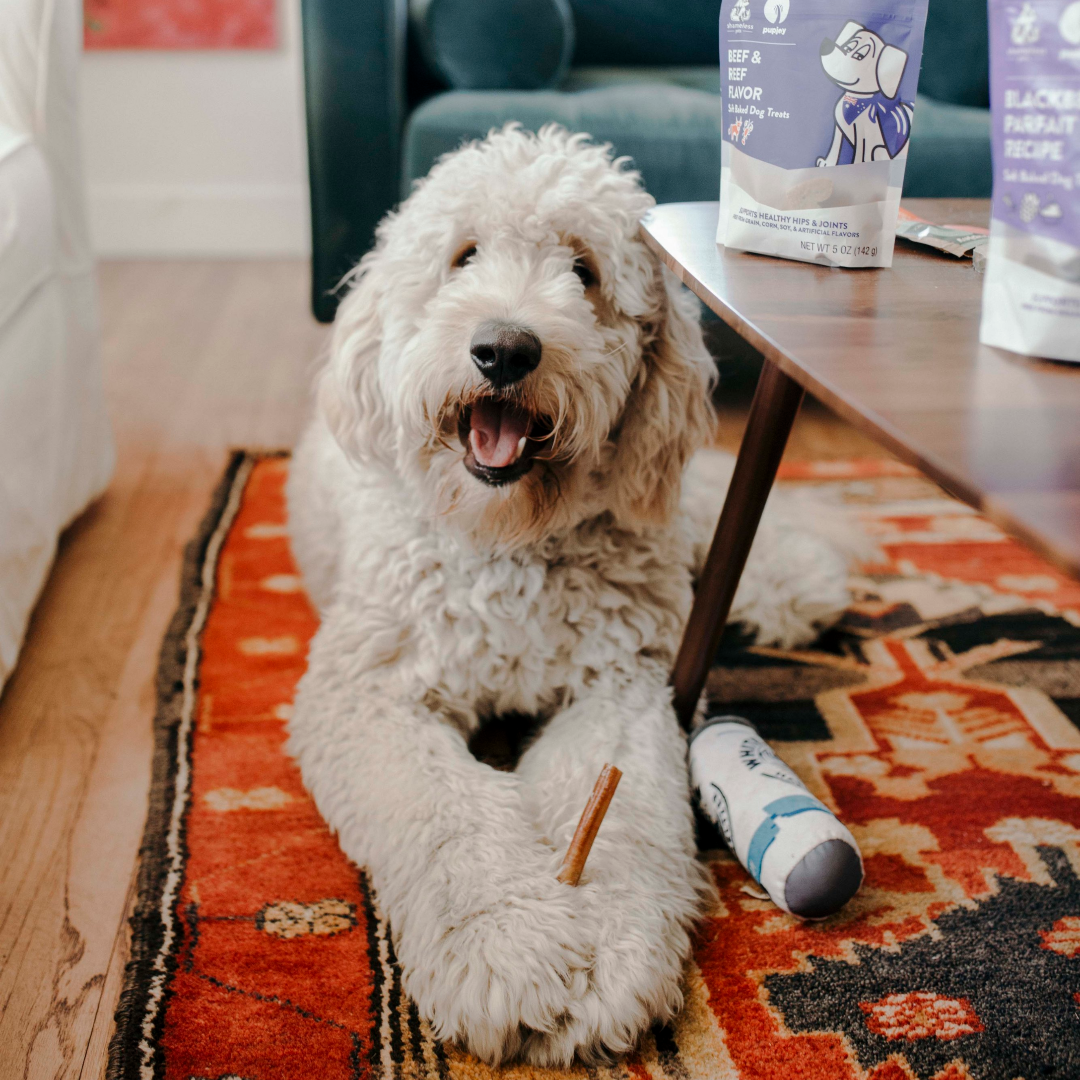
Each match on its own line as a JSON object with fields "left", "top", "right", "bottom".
{"left": 717, "top": 0, "right": 929, "bottom": 267}
{"left": 980, "top": 0, "right": 1080, "bottom": 362}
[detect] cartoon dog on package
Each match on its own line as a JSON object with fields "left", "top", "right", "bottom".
{"left": 816, "top": 22, "right": 914, "bottom": 167}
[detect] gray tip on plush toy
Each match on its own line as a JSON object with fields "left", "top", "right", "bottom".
{"left": 784, "top": 838, "right": 864, "bottom": 919}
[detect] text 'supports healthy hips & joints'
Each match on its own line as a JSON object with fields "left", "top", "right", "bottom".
{"left": 716, "top": 0, "right": 929, "bottom": 268}
{"left": 980, "top": 0, "right": 1080, "bottom": 363}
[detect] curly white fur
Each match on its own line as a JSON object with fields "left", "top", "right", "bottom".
{"left": 287, "top": 125, "right": 853, "bottom": 1066}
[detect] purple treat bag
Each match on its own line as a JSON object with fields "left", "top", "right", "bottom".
{"left": 717, "top": 0, "right": 929, "bottom": 267}
{"left": 980, "top": 0, "right": 1080, "bottom": 362}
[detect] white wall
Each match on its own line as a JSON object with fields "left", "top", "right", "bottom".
{"left": 80, "top": 0, "right": 310, "bottom": 257}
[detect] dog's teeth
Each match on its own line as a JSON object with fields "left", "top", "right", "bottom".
{"left": 515, "top": 436, "right": 527, "bottom": 461}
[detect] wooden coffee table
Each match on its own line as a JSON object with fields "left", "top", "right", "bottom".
{"left": 642, "top": 199, "right": 1080, "bottom": 729}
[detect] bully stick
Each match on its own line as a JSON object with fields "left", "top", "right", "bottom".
{"left": 557, "top": 763, "right": 622, "bottom": 886}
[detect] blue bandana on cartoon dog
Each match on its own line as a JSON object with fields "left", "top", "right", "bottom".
{"left": 836, "top": 91, "right": 914, "bottom": 163}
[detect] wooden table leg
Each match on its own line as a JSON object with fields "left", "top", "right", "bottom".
{"left": 672, "top": 360, "right": 805, "bottom": 730}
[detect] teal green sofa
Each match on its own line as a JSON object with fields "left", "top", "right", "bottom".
{"left": 301, "top": 0, "right": 991, "bottom": 321}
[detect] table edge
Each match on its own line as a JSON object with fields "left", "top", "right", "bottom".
{"left": 640, "top": 202, "right": 1080, "bottom": 580}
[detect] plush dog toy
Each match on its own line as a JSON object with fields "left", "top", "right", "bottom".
{"left": 816, "top": 21, "right": 914, "bottom": 167}
{"left": 689, "top": 717, "right": 863, "bottom": 918}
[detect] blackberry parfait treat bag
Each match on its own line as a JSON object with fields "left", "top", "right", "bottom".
{"left": 980, "top": 0, "right": 1080, "bottom": 362}
{"left": 717, "top": 0, "right": 929, "bottom": 267}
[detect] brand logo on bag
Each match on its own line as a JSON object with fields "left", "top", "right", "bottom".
{"left": 764, "top": 0, "right": 789, "bottom": 25}
{"left": 1010, "top": 1, "right": 1041, "bottom": 45}
{"left": 1060, "top": 1, "right": 1080, "bottom": 44}
{"left": 730, "top": 0, "right": 751, "bottom": 22}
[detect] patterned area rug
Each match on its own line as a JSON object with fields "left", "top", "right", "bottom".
{"left": 109, "top": 453, "right": 1080, "bottom": 1080}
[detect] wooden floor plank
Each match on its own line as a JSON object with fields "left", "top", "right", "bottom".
{"left": 0, "top": 259, "right": 886, "bottom": 1080}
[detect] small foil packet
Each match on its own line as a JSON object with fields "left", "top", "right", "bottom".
{"left": 895, "top": 207, "right": 990, "bottom": 258}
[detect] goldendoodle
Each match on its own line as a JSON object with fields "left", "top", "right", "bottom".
{"left": 287, "top": 124, "right": 851, "bottom": 1066}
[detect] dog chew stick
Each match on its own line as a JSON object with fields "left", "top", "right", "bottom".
{"left": 557, "top": 764, "right": 622, "bottom": 886}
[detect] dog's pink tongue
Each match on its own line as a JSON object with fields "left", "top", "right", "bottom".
{"left": 469, "top": 400, "right": 531, "bottom": 469}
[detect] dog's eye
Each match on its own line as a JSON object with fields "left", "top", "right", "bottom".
{"left": 573, "top": 260, "right": 596, "bottom": 288}
{"left": 852, "top": 44, "right": 871, "bottom": 61}
{"left": 452, "top": 244, "right": 477, "bottom": 269}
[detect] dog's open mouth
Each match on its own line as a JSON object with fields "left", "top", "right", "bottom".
{"left": 457, "top": 398, "right": 551, "bottom": 486}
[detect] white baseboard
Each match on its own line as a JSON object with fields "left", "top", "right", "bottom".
{"left": 88, "top": 183, "right": 311, "bottom": 257}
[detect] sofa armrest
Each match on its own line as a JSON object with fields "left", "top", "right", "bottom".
{"left": 301, "top": 0, "right": 407, "bottom": 322}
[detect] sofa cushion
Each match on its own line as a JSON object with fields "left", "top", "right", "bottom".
{"left": 404, "top": 76, "right": 723, "bottom": 203}
{"left": 404, "top": 69, "right": 991, "bottom": 202}
{"left": 905, "top": 95, "right": 993, "bottom": 198}
{"left": 562, "top": 66, "right": 718, "bottom": 93}
{"left": 567, "top": 0, "right": 989, "bottom": 103}
{"left": 921, "top": 0, "right": 990, "bottom": 108}
{"left": 410, "top": 0, "right": 575, "bottom": 91}
{"left": 569, "top": 0, "right": 717, "bottom": 66}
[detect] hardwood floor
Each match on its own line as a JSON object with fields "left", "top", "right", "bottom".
{"left": 0, "top": 261, "right": 327, "bottom": 1080}
{"left": 0, "top": 261, "right": 888, "bottom": 1080}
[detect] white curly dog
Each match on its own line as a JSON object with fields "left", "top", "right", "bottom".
{"left": 287, "top": 124, "right": 851, "bottom": 1066}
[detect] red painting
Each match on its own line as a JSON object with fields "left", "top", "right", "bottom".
{"left": 84, "top": 0, "right": 276, "bottom": 50}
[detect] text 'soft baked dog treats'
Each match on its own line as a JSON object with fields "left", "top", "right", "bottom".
{"left": 980, "top": 0, "right": 1080, "bottom": 363}
{"left": 717, "top": 0, "right": 929, "bottom": 268}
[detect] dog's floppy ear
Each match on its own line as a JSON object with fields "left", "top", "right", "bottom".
{"left": 876, "top": 44, "right": 908, "bottom": 98}
{"left": 611, "top": 266, "right": 717, "bottom": 526}
{"left": 317, "top": 250, "right": 394, "bottom": 465}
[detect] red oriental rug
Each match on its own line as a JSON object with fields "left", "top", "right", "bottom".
{"left": 108, "top": 452, "right": 1080, "bottom": 1080}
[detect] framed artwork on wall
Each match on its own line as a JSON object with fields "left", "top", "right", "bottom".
{"left": 84, "top": 0, "right": 276, "bottom": 49}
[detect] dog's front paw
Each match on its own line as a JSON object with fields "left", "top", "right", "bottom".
{"left": 402, "top": 875, "right": 592, "bottom": 1064}
{"left": 521, "top": 862, "right": 708, "bottom": 1066}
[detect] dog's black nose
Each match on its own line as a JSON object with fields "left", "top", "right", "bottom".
{"left": 470, "top": 322, "right": 542, "bottom": 388}
{"left": 820, "top": 37, "right": 837, "bottom": 56}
